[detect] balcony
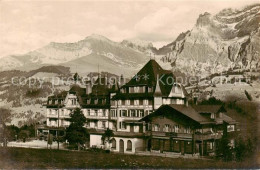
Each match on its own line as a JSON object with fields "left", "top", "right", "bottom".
{"left": 47, "top": 114, "right": 70, "bottom": 118}
{"left": 145, "top": 131, "right": 192, "bottom": 139}
{"left": 85, "top": 115, "right": 109, "bottom": 120}
{"left": 121, "top": 117, "right": 142, "bottom": 121}
{"left": 194, "top": 133, "right": 222, "bottom": 140}
{"left": 47, "top": 114, "right": 58, "bottom": 118}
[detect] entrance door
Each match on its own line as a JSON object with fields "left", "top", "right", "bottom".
{"left": 119, "top": 139, "right": 124, "bottom": 153}
{"left": 130, "top": 125, "right": 134, "bottom": 132}
{"left": 139, "top": 125, "right": 143, "bottom": 133}
{"left": 160, "top": 140, "right": 164, "bottom": 153}
{"left": 181, "top": 141, "right": 185, "bottom": 155}
{"left": 147, "top": 139, "right": 151, "bottom": 151}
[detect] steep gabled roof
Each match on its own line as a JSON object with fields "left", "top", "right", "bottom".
{"left": 193, "top": 105, "right": 226, "bottom": 114}
{"left": 222, "top": 114, "right": 236, "bottom": 124}
{"left": 69, "top": 85, "right": 86, "bottom": 96}
{"left": 91, "top": 77, "right": 113, "bottom": 95}
{"left": 141, "top": 104, "right": 213, "bottom": 126}
{"left": 168, "top": 104, "right": 212, "bottom": 123}
{"left": 122, "top": 59, "right": 175, "bottom": 96}
{"left": 48, "top": 91, "right": 67, "bottom": 100}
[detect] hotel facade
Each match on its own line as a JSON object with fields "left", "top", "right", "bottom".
{"left": 40, "top": 59, "right": 238, "bottom": 156}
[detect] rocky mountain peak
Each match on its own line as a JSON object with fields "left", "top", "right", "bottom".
{"left": 84, "top": 34, "right": 112, "bottom": 42}
{"left": 196, "top": 12, "right": 211, "bottom": 27}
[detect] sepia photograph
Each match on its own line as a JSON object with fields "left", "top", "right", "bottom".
{"left": 0, "top": 0, "right": 259, "bottom": 168}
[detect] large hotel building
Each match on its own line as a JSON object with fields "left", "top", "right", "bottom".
{"left": 38, "top": 59, "right": 237, "bottom": 156}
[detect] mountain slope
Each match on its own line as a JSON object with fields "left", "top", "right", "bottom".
{"left": 159, "top": 4, "right": 260, "bottom": 77}
{"left": 0, "top": 34, "right": 149, "bottom": 76}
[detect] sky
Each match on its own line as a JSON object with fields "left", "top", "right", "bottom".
{"left": 0, "top": 0, "right": 258, "bottom": 58}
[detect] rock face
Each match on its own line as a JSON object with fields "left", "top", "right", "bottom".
{"left": 159, "top": 4, "right": 260, "bottom": 77}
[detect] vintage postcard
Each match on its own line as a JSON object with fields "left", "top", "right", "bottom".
{"left": 0, "top": 0, "right": 259, "bottom": 169}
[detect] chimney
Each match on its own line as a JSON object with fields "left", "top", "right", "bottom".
{"left": 185, "top": 98, "right": 189, "bottom": 107}
{"left": 120, "top": 74, "right": 124, "bottom": 87}
{"left": 219, "top": 112, "right": 223, "bottom": 119}
{"left": 86, "top": 81, "right": 92, "bottom": 95}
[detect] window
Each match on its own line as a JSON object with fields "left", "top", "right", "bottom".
{"left": 140, "top": 86, "right": 144, "bottom": 93}
{"left": 130, "top": 87, "right": 134, "bottom": 93}
{"left": 94, "top": 99, "right": 98, "bottom": 104}
{"left": 130, "top": 110, "right": 135, "bottom": 117}
{"left": 184, "top": 127, "right": 191, "bottom": 133}
{"left": 185, "top": 141, "right": 192, "bottom": 153}
{"left": 152, "top": 139, "right": 160, "bottom": 150}
{"left": 140, "top": 110, "right": 144, "bottom": 117}
{"left": 94, "top": 110, "right": 98, "bottom": 116}
{"left": 122, "top": 100, "right": 125, "bottom": 105}
{"left": 122, "top": 110, "right": 127, "bottom": 117}
{"left": 139, "top": 100, "right": 143, "bottom": 105}
{"left": 134, "top": 100, "right": 139, "bottom": 105}
{"left": 173, "top": 140, "right": 180, "bottom": 152}
{"left": 111, "top": 100, "right": 115, "bottom": 106}
{"left": 148, "top": 87, "right": 153, "bottom": 93}
{"left": 102, "top": 121, "right": 106, "bottom": 129}
{"left": 120, "top": 122, "right": 127, "bottom": 129}
{"left": 210, "top": 113, "right": 215, "bottom": 119}
{"left": 134, "top": 87, "right": 139, "bottom": 93}
{"left": 148, "top": 100, "right": 153, "bottom": 105}
{"left": 144, "top": 100, "right": 148, "bottom": 105}
{"left": 130, "top": 100, "right": 134, "bottom": 105}
{"left": 118, "top": 100, "right": 122, "bottom": 105}
{"left": 102, "top": 110, "right": 106, "bottom": 117}
{"left": 122, "top": 122, "right": 127, "bottom": 129}
{"left": 94, "top": 121, "right": 98, "bottom": 128}
{"left": 227, "top": 125, "right": 235, "bottom": 132}
{"left": 111, "top": 138, "right": 116, "bottom": 149}
{"left": 207, "top": 141, "right": 214, "bottom": 150}
{"left": 154, "top": 124, "right": 160, "bottom": 131}
{"left": 165, "top": 124, "right": 170, "bottom": 132}
{"left": 127, "top": 140, "right": 132, "bottom": 151}
{"left": 174, "top": 125, "right": 180, "bottom": 133}
{"left": 126, "top": 100, "right": 130, "bottom": 105}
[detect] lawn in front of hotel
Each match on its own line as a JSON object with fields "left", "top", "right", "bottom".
{"left": 0, "top": 147, "right": 258, "bottom": 169}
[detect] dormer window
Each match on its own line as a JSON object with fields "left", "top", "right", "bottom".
{"left": 210, "top": 113, "right": 215, "bottom": 119}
